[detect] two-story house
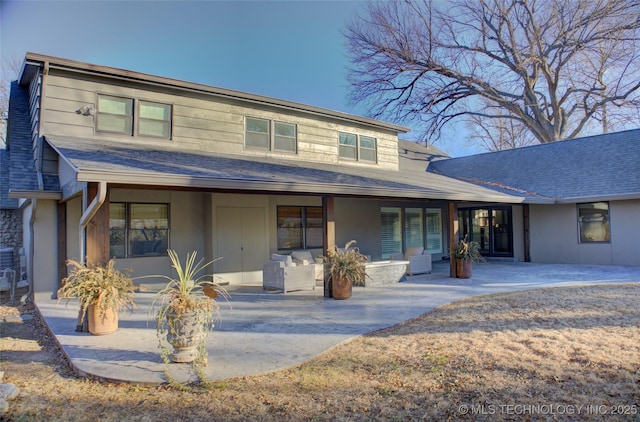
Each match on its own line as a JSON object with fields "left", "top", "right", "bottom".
{"left": 4, "top": 53, "right": 640, "bottom": 303}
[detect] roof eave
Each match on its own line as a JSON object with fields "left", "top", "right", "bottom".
{"left": 8, "top": 189, "right": 62, "bottom": 200}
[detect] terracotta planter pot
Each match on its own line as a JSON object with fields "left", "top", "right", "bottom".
{"left": 165, "top": 310, "right": 207, "bottom": 363}
{"left": 87, "top": 304, "right": 118, "bottom": 335}
{"left": 456, "top": 259, "right": 473, "bottom": 279}
{"left": 331, "top": 274, "right": 352, "bottom": 300}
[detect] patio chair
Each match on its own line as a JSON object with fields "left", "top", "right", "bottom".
{"left": 290, "top": 249, "right": 325, "bottom": 281}
{"left": 262, "top": 254, "right": 316, "bottom": 294}
{"left": 391, "top": 246, "right": 432, "bottom": 275}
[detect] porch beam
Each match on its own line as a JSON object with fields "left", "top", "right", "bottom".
{"left": 448, "top": 202, "right": 458, "bottom": 277}
{"left": 322, "top": 196, "right": 335, "bottom": 298}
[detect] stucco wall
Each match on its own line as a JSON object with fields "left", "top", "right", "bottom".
{"left": 32, "top": 200, "right": 59, "bottom": 302}
{"left": 610, "top": 199, "right": 640, "bottom": 265}
{"left": 106, "top": 189, "right": 208, "bottom": 289}
{"left": 512, "top": 205, "right": 525, "bottom": 262}
{"left": 529, "top": 200, "right": 640, "bottom": 266}
{"left": 335, "top": 198, "right": 383, "bottom": 259}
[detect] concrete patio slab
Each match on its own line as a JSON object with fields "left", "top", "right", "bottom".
{"left": 34, "top": 262, "right": 640, "bottom": 386}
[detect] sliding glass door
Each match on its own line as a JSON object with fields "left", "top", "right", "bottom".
{"left": 380, "top": 207, "right": 443, "bottom": 259}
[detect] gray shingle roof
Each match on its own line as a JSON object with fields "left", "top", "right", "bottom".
{"left": 0, "top": 147, "right": 16, "bottom": 209}
{"left": 3, "top": 82, "right": 41, "bottom": 207}
{"left": 45, "top": 135, "right": 523, "bottom": 203}
{"left": 428, "top": 129, "right": 640, "bottom": 202}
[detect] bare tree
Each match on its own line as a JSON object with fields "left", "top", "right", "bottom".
{"left": 345, "top": 0, "right": 640, "bottom": 148}
{"left": 466, "top": 108, "right": 537, "bottom": 151}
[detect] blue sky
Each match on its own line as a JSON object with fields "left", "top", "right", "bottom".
{"left": 1, "top": 0, "right": 479, "bottom": 157}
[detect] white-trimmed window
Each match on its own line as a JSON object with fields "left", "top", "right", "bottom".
{"left": 97, "top": 95, "right": 133, "bottom": 135}
{"left": 245, "top": 117, "right": 297, "bottom": 152}
{"left": 274, "top": 122, "right": 297, "bottom": 152}
{"left": 96, "top": 95, "right": 172, "bottom": 139}
{"left": 359, "top": 135, "right": 377, "bottom": 162}
{"left": 578, "top": 202, "right": 610, "bottom": 243}
{"left": 339, "top": 132, "right": 357, "bottom": 160}
{"left": 245, "top": 117, "right": 270, "bottom": 149}
{"left": 110, "top": 203, "right": 169, "bottom": 258}
{"left": 338, "top": 132, "right": 377, "bottom": 162}
{"left": 138, "top": 101, "right": 172, "bottom": 138}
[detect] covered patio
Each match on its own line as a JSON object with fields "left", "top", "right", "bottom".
{"left": 32, "top": 261, "right": 640, "bottom": 386}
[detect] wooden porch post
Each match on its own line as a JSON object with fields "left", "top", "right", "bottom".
{"left": 523, "top": 204, "right": 531, "bottom": 262}
{"left": 448, "top": 202, "right": 459, "bottom": 278}
{"left": 85, "top": 183, "right": 110, "bottom": 266}
{"left": 322, "top": 196, "right": 336, "bottom": 298}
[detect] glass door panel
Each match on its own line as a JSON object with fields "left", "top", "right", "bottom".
{"left": 458, "top": 206, "right": 513, "bottom": 258}
{"left": 492, "top": 209, "right": 512, "bottom": 255}
{"left": 472, "top": 209, "right": 490, "bottom": 254}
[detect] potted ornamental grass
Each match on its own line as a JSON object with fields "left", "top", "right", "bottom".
{"left": 57, "top": 259, "right": 137, "bottom": 335}
{"left": 323, "top": 240, "right": 368, "bottom": 299}
{"left": 451, "top": 235, "right": 486, "bottom": 278}
{"left": 151, "top": 250, "right": 230, "bottom": 366}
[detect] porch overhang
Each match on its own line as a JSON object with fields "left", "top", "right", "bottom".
{"left": 44, "top": 134, "right": 534, "bottom": 204}
{"left": 72, "top": 168, "right": 524, "bottom": 203}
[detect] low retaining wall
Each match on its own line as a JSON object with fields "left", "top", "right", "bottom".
{"left": 364, "top": 260, "right": 408, "bottom": 286}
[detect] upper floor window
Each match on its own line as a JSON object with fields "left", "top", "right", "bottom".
{"left": 97, "top": 95, "right": 133, "bottom": 135}
{"left": 359, "top": 135, "right": 377, "bottom": 162}
{"left": 246, "top": 117, "right": 270, "bottom": 148}
{"left": 339, "top": 132, "right": 357, "bottom": 159}
{"left": 338, "top": 132, "right": 377, "bottom": 163}
{"left": 139, "top": 101, "right": 172, "bottom": 138}
{"left": 578, "top": 202, "right": 610, "bottom": 243}
{"left": 97, "top": 95, "right": 172, "bottom": 139}
{"left": 245, "top": 117, "right": 297, "bottom": 153}
{"left": 274, "top": 122, "right": 296, "bottom": 152}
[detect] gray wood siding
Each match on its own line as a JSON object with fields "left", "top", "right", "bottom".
{"left": 29, "top": 72, "right": 42, "bottom": 181}
{"left": 40, "top": 70, "right": 401, "bottom": 170}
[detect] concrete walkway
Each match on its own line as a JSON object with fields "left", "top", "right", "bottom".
{"left": 35, "top": 261, "right": 640, "bottom": 386}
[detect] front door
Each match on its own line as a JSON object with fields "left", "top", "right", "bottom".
{"left": 458, "top": 206, "right": 513, "bottom": 257}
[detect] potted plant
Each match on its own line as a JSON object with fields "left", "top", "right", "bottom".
{"left": 450, "top": 235, "right": 486, "bottom": 278}
{"left": 152, "top": 250, "right": 229, "bottom": 365}
{"left": 323, "top": 240, "right": 368, "bottom": 299}
{"left": 57, "top": 259, "right": 137, "bottom": 335}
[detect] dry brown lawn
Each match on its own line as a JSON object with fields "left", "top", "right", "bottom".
{"left": 1, "top": 283, "right": 639, "bottom": 421}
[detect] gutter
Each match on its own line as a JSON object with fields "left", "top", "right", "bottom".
{"left": 554, "top": 193, "right": 640, "bottom": 204}
{"left": 78, "top": 181, "right": 107, "bottom": 263}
